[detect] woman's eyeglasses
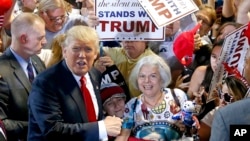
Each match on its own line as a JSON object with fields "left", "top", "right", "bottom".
{"left": 219, "top": 90, "right": 233, "bottom": 103}
{"left": 45, "top": 12, "right": 68, "bottom": 23}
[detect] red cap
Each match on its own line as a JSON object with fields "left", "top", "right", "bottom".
{"left": 173, "top": 23, "right": 201, "bottom": 66}
{"left": 100, "top": 83, "right": 126, "bottom": 105}
{"left": 0, "top": 0, "right": 12, "bottom": 15}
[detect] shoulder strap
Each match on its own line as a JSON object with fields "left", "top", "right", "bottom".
{"left": 132, "top": 98, "right": 138, "bottom": 113}
{"left": 131, "top": 98, "right": 138, "bottom": 130}
{"left": 171, "top": 89, "right": 180, "bottom": 107}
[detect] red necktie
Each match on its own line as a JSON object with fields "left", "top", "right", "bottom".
{"left": 80, "top": 76, "right": 96, "bottom": 122}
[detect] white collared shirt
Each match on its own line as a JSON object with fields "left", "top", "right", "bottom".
{"left": 72, "top": 73, "right": 108, "bottom": 140}
{"left": 73, "top": 73, "right": 99, "bottom": 117}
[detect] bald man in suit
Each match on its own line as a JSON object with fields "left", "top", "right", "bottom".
{"left": 0, "top": 13, "right": 46, "bottom": 141}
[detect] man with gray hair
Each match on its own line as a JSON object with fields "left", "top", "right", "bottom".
{"left": 28, "top": 25, "right": 122, "bottom": 141}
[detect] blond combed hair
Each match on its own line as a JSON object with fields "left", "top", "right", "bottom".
{"left": 62, "top": 25, "right": 99, "bottom": 54}
{"left": 38, "top": 0, "right": 68, "bottom": 12}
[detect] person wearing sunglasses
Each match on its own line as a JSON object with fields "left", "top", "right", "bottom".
{"left": 219, "top": 75, "right": 248, "bottom": 105}
{"left": 210, "top": 20, "right": 250, "bottom": 139}
{"left": 198, "top": 75, "right": 248, "bottom": 141}
{"left": 219, "top": 90, "right": 234, "bottom": 105}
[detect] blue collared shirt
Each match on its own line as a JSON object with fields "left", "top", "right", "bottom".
{"left": 10, "top": 48, "right": 36, "bottom": 79}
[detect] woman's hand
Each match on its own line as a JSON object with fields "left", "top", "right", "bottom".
{"left": 194, "top": 33, "right": 202, "bottom": 51}
{"left": 192, "top": 86, "right": 207, "bottom": 105}
{"left": 175, "top": 74, "right": 190, "bottom": 92}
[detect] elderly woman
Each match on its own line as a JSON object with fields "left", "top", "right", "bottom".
{"left": 95, "top": 41, "right": 156, "bottom": 98}
{"left": 115, "top": 55, "right": 188, "bottom": 141}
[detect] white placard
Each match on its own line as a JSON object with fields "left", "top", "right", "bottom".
{"left": 138, "top": 0, "right": 199, "bottom": 28}
{"left": 208, "top": 24, "right": 250, "bottom": 100}
{"left": 95, "top": 0, "right": 165, "bottom": 41}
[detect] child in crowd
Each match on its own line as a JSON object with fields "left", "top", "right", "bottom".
{"left": 100, "top": 83, "right": 127, "bottom": 118}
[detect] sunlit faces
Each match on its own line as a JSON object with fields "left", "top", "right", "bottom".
{"left": 165, "top": 21, "right": 180, "bottom": 37}
{"left": 121, "top": 41, "right": 147, "bottom": 59}
{"left": 63, "top": 39, "right": 97, "bottom": 76}
{"left": 103, "top": 97, "right": 126, "bottom": 118}
{"left": 210, "top": 45, "right": 222, "bottom": 72}
{"left": 42, "top": 8, "right": 67, "bottom": 32}
{"left": 137, "top": 64, "right": 162, "bottom": 97}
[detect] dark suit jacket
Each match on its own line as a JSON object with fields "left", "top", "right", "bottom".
{"left": 0, "top": 48, "right": 46, "bottom": 141}
{"left": 0, "top": 120, "right": 7, "bottom": 141}
{"left": 28, "top": 60, "right": 103, "bottom": 141}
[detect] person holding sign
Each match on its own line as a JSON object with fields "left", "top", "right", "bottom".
{"left": 210, "top": 48, "right": 250, "bottom": 140}
{"left": 100, "top": 82, "right": 127, "bottom": 141}
{"left": 37, "top": 0, "right": 90, "bottom": 49}
{"left": 100, "top": 83, "right": 127, "bottom": 118}
{"left": 188, "top": 40, "right": 223, "bottom": 97}
{"left": 198, "top": 74, "right": 249, "bottom": 141}
{"left": 95, "top": 41, "right": 156, "bottom": 98}
{"left": 187, "top": 39, "right": 224, "bottom": 120}
{"left": 195, "top": 4, "right": 217, "bottom": 46}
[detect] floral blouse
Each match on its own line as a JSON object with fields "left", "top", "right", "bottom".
{"left": 122, "top": 88, "right": 188, "bottom": 141}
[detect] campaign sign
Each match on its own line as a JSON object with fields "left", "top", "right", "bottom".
{"left": 101, "top": 65, "right": 131, "bottom": 102}
{"left": 95, "top": 0, "right": 165, "bottom": 41}
{"left": 138, "top": 0, "right": 198, "bottom": 28}
{"left": 208, "top": 24, "right": 249, "bottom": 100}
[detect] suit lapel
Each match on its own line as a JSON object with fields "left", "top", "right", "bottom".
{"left": 61, "top": 61, "right": 103, "bottom": 121}
{"left": 31, "top": 56, "right": 46, "bottom": 74}
{"left": 61, "top": 61, "right": 88, "bottom": 122}
{"left": 6, "top": 49, "right": 32, "bottom": 92}
{"left": 71, "top": 85, "right": 89, "bottom": 122}
{"left": 89, "top": 70, "right": 103, "bottom": 120}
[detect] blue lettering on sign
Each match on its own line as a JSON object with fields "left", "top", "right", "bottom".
{"left": 138, "top": 11, "right": 149, "bottom": 17}
{"left": 98, "top": 11, "right": 135, "bottom": 17}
